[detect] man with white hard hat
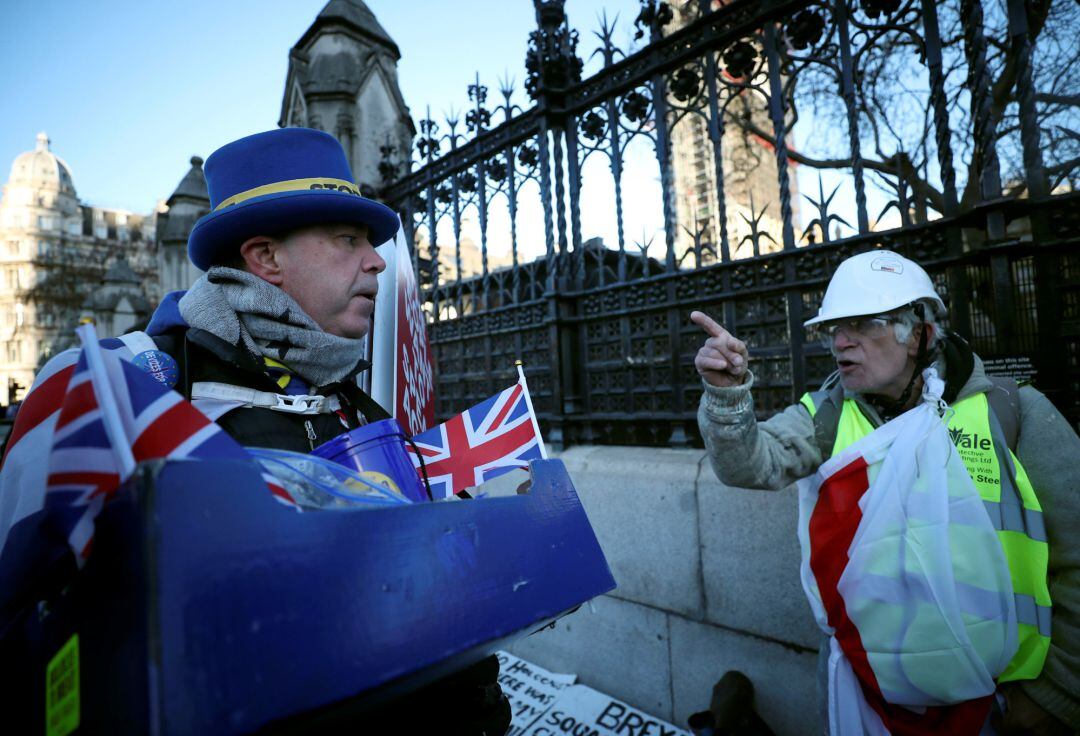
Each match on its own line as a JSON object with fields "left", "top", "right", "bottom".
{"left": 691, "top": 250, "right": 1079, "bottom": 734}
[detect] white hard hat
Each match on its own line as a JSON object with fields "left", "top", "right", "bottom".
{"left": 804, "top": 250, "right": 946, "bottom": 327}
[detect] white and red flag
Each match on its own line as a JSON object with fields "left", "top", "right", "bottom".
{"left": 797, "top": 368, "right": 1016, "bottom": 736}
{"left": 407, "top": 367, "right": 546, "bottom": 499}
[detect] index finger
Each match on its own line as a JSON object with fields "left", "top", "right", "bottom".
{"left": 690, "top": 310, "right": 726, "bottom": 338}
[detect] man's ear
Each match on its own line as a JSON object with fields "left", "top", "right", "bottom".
{"left": 239, "top": 236, "right": 284, "bottom": 285}
{"left": 907, "top": 322, "right": 928, "bottom": 357}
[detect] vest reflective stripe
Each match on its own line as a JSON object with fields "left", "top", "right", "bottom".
{"left": 982, "top": 501, "right": 1048, "bottom": 542}
{"left": 799, "top": 389, "right": 1051, "bottom": 682}
{"left": 987, "top": 408, "right": 1049, "bottom": 542}
{"left": 1015, "top": 593, "right": 1053, "bottom": 638}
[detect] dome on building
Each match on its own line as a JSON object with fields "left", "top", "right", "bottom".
{"left": 7, "top": 132, "right": 77, "bottom": 196}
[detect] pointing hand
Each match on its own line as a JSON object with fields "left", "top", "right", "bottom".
{"left": 690, "top": 311, "right": 749, "bottom": 388}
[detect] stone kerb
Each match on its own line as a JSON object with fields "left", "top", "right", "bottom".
{"left": 504, "top": 445, "right": 823, "bottom": 734}
{"left": 696, "top": 472, "right": 821, "bottom": 649}
{"left": 508, "top": 595, "right": 676, "bottom": 721}
{"left": 556, "top": 445, "right": 706, "bottom": 620}
{"left": 669, "top": 615, "right": 819, "bottom": 735}
{"left": 552, "top": 445, "right": 818, "bottom": 649}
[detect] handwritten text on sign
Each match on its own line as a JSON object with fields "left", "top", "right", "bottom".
{"left": 497, "top": 651, "right": 690, "bottom": 736}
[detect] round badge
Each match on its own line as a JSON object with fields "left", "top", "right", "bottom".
{"left": 133, "top": 349, "right": 179, "bottom": 389}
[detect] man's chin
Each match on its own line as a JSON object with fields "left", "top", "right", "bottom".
{"left": 324, "top": 321, "right": 371, "bottom": 340}
{"left": 837, "top": 374, "right": 864, "bottom": 393}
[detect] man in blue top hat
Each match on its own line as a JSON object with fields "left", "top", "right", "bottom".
{"left": 160, "top": 127, "right": 511, "bottom": 733}
{"left": 140, "top": 126, "right": 402, "bottom": 451}
{"left": 11, "top": 127, "right": 511, "bottom": 734}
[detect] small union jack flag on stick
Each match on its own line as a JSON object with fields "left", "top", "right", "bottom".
{"left": 3, "top": 324, "right": 295, "bottom": 568}
{"left": 408, "top": 364, "right": 547, "bottom": 499}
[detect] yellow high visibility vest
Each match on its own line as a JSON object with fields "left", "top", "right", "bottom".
{"left": 800, "top": 390, "right": 1051, "bottom": 682}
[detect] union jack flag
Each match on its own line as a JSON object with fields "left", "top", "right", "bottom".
{"left": 408, "top": 374, "right": 546, "bottom": 499}
{"left": 2, "top": 325, "right": 294, "bottom": 568}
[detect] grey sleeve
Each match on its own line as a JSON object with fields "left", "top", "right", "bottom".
{"left": 1014, "top": 386, "right": 1080, "bottom": 729}
{"left": 696, "top": 370, "right": 823, "bottom": 491}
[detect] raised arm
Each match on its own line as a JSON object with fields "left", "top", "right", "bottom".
{"left": 692, "top": 311, "right": 823, "bottom": 490}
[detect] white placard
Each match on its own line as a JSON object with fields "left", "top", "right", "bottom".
{"left": 496, "top": 651, "right": 690, "bottom": 736}
{"left": 369, "top": 223, "right": 402, "bottom": 410}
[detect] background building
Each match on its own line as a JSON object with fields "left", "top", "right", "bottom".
{"left": 156, "top": 0, "right": 417, "bottom": 295}
{"left": 0, "top": 133, "right": 157, "bottom": 402}
{"left": 668, "top": 1, "right": 798, "bottom": 264}
{"left": 156, "top": 156, "right": 210, "bottom": 296}
{"left": 279, "top": 0, "right": 415, "bottom": 193}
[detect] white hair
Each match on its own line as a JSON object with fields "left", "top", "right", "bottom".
{"left": 892, "top": 299, "right": 944, "bottom": 349}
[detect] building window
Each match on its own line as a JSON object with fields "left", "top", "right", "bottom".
{"left": 7, "top": 342, "right": 20, "bottom": 363}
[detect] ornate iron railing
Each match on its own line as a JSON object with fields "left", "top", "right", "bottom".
{"left": 383, "top": 0, "right": 1080, "bottom": 447}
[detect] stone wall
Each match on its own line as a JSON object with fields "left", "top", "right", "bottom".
{"left": 504, "top": 446, "right": 822, "bottom": 736}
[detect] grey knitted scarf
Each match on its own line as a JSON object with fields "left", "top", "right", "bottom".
{"left": 178, "top": 267, "right": 368, "bottom": 388}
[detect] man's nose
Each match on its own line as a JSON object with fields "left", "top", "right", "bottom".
{"left": 833, "top": 329, "right": 856, "bottom": 351}
{"left": 365, "top": 246, "right": 387, "bottom": 274}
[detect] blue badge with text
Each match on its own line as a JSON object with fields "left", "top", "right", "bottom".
{"left": 133, "top": 349, "right": 178, "bottom": 389}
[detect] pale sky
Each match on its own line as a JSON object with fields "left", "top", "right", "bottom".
{"left": 0, "top": 0, "right": 645, "bottom": 213}
{"left": 1, "top": 0, "right": 889, "bottom": 265}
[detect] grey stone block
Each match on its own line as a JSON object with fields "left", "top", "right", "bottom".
{"left": 553, "top": 446, "right": 706, "bottom": 619}
{"left": 697, "top": 474, "right": 820, "bottom": 649}
{"left": 669, "top": 616, "right": 820, "bottom": 736}
{"left": 507, "top": 595, "right": 675, "bottom": 721}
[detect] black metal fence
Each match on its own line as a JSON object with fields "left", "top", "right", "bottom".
{"left": 383, "top": 0, "right": 1080, "bottom": 447}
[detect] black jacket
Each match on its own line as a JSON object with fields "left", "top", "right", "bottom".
{"left": 151, "top": 326, "right": 390, "bottom": 451}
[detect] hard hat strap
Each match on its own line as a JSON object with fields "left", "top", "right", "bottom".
{"left": 881, "top": 302, "right": 935, "bottom": 414}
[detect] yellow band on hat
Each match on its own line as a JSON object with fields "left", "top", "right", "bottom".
{"left": 214, "top": 177, "right": 361, "bottom": 211}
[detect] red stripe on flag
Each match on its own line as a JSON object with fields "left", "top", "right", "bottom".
{"left": 808, "top": 456, "right": 992, "bottom": 735}
{"left": 131, "top": 401, "right": 210, "bottom": 460}
{"left": 55, "top": 379, "right": 97, "bottom": 430}
{"left": 267, "top": 481, "right": 294, "bottom": 504}
{"left": 426, "top": 413, "right": 537, "bottom": 494}
{"left": 808, "top": 457, "right": 881, "bottom": 694}
{"left": 407, "top": 443, "right": 441, "bottom": 459}
{"left": 47, "top": 471, "right": 121, "bottom": 500}
{"left": 488, "top": 383, "right": 523, "bottom": 431}
{"left": 2, "top": 365, "right": 75, "bottom": 464}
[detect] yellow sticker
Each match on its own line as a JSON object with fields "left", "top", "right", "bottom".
{"left": 46, "top": 634, "right": 80, "bottom": 736}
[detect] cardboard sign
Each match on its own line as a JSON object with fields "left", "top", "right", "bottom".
{"left": 372, "top": 225, "right": 436, "bottom": 434}
{"left": 498, "top": 651, "right": 577, "bottom": 734}
{"left": 497, "top": 651, "right": 690, "bottom": 736}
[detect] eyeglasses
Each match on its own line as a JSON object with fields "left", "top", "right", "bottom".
{"left": 817, "top": 315, "right": 896, "bottom": 349}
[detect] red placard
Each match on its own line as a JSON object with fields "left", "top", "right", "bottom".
{"left": 394, "top": 238, "right": 435, "bottom": 435}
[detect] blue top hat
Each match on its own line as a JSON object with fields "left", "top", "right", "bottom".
{"left": 187, "top": 128, "right": 399, "bottom": 271}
